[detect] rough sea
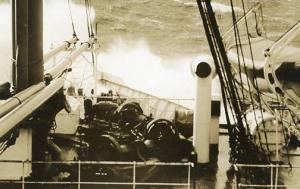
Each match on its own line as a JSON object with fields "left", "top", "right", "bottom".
{"left": 0, "top": 0, "right": 299, "bottom": 99}
{"left": 0, "top": 1, "right": 299, "bottom": 188}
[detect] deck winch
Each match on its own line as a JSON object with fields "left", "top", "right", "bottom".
{"left": 76, "top": 100, "right": 195, "bottom": 163}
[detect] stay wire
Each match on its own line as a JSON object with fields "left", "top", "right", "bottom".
{"left": 227, "top": 15, "right": 260, "bottom": 165}
{"left": 67, "top": 0, "right": 77, "bottom": 37}
{"left": 206, "top": 5, "right": 245, "bottom": 138}
{"left": 230, "top": 0, "right": 267, "bottom": 156}
{"left": 203, "top": 0, "right": 240, "bottom": 139}
{"left": 275, "top": 94, "right": 292, "bottom": 168}
{"left": 229, "top": 0, "right": 253, "bottom": 138}
{"left": 203, "top": 2, "right": 245, "bottom": 132}
{"left": 197, "top": 2, "right": 238, "bottom": 160}
{"left": 85, "top": 0, "right": 91, "bottom": 37}
{"left": 259, "top": 0, "right": 264, "bottom": 35}
{"left": 205, "top": 0, "right": 266, "bottom": 163}
{"left": 240, "top": 0, "right": 272, "bottom": 156}
{"left": 201, "top": 2, "right": 238, "bottom": 130}
{"left": 88, "top": 0, "right": 94, "bottom": 36}
{"left": 254, "top": 12, "right": 261, "bottom": 36}
{"left": 202, "top": 2, "right": 240, "bottom": 125}
{"left": 208, "top": 26, "right": 239, "bottom": 136}
{"left": 200, "top": 1, "right": 249, "bottom": 162}
{"left": 85, "top": 0, "right": 94, "bottom": 37}
{"left": 204, "top": 0, "right": 243, "bottom": 161}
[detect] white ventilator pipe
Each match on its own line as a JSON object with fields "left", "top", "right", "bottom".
{"left": 210, "top": 77, "right": 221, "bottom": 161}
{"left": 191, "top": 56, "right": 216, "bottom": 163}
{"left": 0, "top": 77, "right": 64, "bottom": 138}
{"left": 210, "top": 77, "right": 221, "bottom": 145}
{"left": 43, "top": 36, "right": 78, "bottom": 63}
{"left": 0, "top": 38, "right": 94, "bottom": 118}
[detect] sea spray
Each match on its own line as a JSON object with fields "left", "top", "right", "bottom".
{"left": 99, "top": 38, "right": 195, "bottom": 99}
{"left": 0, "top": 3, "right": 12, "bottom": 82}
{"left": 43, "top": 0, "right": 96, "bottom": 51}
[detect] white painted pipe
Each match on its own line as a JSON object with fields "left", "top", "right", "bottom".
{"left": 46, "top": 38, "right": 95, "bottom": 79}
{"left": 191, "top": 56, "right": 216, "bottom": 163}
{"left": 0, "top": 82, "right": 45, "bottom": 118}
{"left": 0, "top": 38, "right": 91, "bottom": 119}
{"left": 210, "top": 116, "right": 219, "bottom": 144}
{"left": 0, "top": 77, "right": 65, "bottom": 138}
{"left": 210, "top": 77, "right": 221, "bottom": 146}
{"left": 44, "top": 36, "right": 78, "bottom": 63}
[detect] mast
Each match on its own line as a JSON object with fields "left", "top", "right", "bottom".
{"left": 14, "top": 0, "right": 29, "bottom": 91}
{"left": 13, "top": 0, "right": 43, "bottom": 92}
{"left": 28, "top": 0, "right": 43, "bottom": 85}
{"left": 11, "top": 0, "right": 16, "bottom": 87}
{"left": 11, "top": 0, "right": 44, "bottom": 175}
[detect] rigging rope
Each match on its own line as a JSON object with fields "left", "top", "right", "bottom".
{"left": 67, "top": 0, "right": 77, "bottom": 37}
{"left": 230, "top": 0, "right": 271, "bottom": 157}
{"left": 197, "top": 1, "right": 246, "bottom": 162}
{"left": 88, "top": 0, "right": 94, "bottom": 36}
{"left": 196, "top": 0, "right": 272, "bottom": 166}
{"left": 85, "top": 0, "right": 94, "bottom": 37}
{"left": 228, "top": 0, "right": 294, "bottom": 183}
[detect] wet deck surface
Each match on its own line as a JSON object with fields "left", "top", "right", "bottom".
{"left": 192, "top": 136, "right": 231, "bottom": 189}
{"left": 2, "top": 135, "right": 300, "bottom": 189}
{"left": 0, "top": 135, "right": 231, "bottom": 189}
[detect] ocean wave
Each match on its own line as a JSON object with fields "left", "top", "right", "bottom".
{"left": 173, "top": 0, "right": 242, "bottom": 13}
{"left": 111, "top": 26, "right": 128, "bottom": 32}
{"left": 138, "top": 17, "right": 163, "bottom": 27}
{"left": 211, "top": 2, "right": 242, "bottom": 12}
{"left": 265, "top": 16, "right": 294, "bottom": 24}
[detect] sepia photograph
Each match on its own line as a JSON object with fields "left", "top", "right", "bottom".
{"left": 0, "top": 0, "right": 299, "bottom": 188}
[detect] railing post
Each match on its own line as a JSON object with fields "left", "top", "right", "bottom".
{"left": 187, "top": 163, "right": 191, "bottom": 189}
{"left": 270, "top": 165, "right": 273, "bottom": 189}
{"left": 133, "top": 161, "right": 136, "bottom": 189}
{"left": 275, "top": 164, "right": 279, "bottom": 189}
{"left": 274, "top": 109, "right": 279, "bottom": 189}
{"left": 233, "top": 172, "right": 237, "bottom": 189}
{"left": 78, "top": 160, "right": 81, "bottom": 189}
{"left": 22, "top": 161, "right": 25, "bottom": 189}
{"left": 233, "top": 165, "right": 239, "bottom": 189}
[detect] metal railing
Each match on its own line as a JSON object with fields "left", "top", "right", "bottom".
{"left": 0, "top": 160, "right": 193, "bottom": 189}
{"left": 232, "top": 163, "right": 300, "bottom": 188}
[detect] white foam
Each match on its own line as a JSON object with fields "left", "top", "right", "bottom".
{"left": 43, "top": 0, "right": 96, "bottom": 51}
{"left": 0, "top": 3, "right": 12, "bottom": 83}
{"left": 211, "top": 2, "right": 242, "bottom": 13}
{"left": 173, "top": 0, "right": 242, "bottom": 13}
{"left": 98, "top": 38, "right": 201, "bottom": 102}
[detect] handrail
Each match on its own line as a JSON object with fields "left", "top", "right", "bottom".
{"left": 233, "top": 163, "right": 300, "bottom": 188}
{"left": 0, "top": 160, "right": 193, "bottom": 166}
{"left": 0, "top": 160, "right": 193, "bottom": 189}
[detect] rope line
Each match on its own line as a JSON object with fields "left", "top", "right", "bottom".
{"left": 85, "top": 0, "right": 94, "bottom": 37}
{"left": 67, "top": 0, "right": 77, "bottom": 37}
